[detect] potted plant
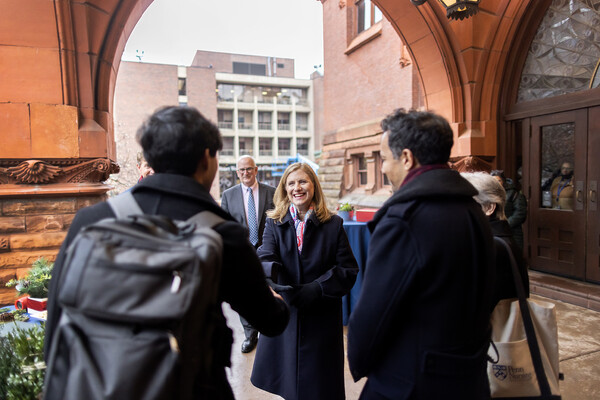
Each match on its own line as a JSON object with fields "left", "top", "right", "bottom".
{"left": 337, "top": 202, "right": 354, "bottom": 222}
{"left": 6, "top": 258, "right": 53, "bottom": 312}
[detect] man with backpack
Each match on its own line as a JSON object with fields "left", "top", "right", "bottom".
{"left": 43, "top": 106, "right": 290, "bottom": 400}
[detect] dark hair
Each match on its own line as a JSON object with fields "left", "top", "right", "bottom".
{"left": 381, "top": 108, "right": 453, "bottom": 165}
{"left": 490, "top": 169, "right": 506, "bottom": 182}
{"left": 136, "top": 106, "right": 222, "bottom": 175}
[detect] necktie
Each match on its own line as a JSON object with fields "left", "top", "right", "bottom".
{"left": 247, "top": 187, "right": 259, "bottom": 246}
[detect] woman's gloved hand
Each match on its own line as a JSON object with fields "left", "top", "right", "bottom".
{"left": 290, "top": 281, "right": 322, "bottom": 309}
{"left": 266, "top": 278, "right": 295, "bottom": 294}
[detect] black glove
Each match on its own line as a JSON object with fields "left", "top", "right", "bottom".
{"left": 266, "top": 278, "right": 294, "bottom": 293}
{"left": 290, "top": 281, "right": 322, "bottom": 309}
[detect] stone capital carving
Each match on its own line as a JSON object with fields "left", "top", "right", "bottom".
{"left": 450, "top": 155, "right": 493, "bottom": 173}
{"left": 0, "top": 158, "right": 120, "bottom": 185}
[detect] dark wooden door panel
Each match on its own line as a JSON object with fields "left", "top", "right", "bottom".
{"left": 528, "top": 110, "right": 587, "bottom": 279}
{"left": 586, "top": 107, "right": 600, "bottom": 282}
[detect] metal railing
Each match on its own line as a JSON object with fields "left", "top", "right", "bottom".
{"left": 277, "top": 124, "right": 290, "bottom": 131}
{"left": 278, "top": 149, "right": 291, "bottom": 156}
{"left": 238, "top": 123, "right": 253, "bottom": 130}
{"left": 258, "top": 122, "right": 272, "bottom": 130}
{"left": 218, "top": 122, "right": 233, "bottom": 129}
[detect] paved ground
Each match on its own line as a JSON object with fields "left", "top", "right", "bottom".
{"left": 224, "top": 295, "right": 600, "bottom": 400}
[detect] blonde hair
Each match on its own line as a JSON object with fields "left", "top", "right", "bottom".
{"left": 268, "top": 163, "right": 332, "bottom": 223}
{"left": 461, "top": 172, "right": 507, "bottom": 220}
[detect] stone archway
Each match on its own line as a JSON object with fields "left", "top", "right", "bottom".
{"left": 0, "top": 0, "right": 541, "bottom": 303}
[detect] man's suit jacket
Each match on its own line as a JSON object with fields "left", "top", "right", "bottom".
{"left": 221, "top": 182, "right": 276, "bottom": 248}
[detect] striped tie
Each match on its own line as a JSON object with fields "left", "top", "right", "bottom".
{"left": 247, "top": 187, "right": 259, "bottom": 246}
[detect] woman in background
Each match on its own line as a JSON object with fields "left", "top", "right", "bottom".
{"left": 251, "top": 163, "right": 358, "bottom": 400}
{"left": 462, "top": 172, "right": 529, "bottom": 306}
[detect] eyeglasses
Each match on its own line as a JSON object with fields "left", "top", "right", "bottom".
{"left": 237, "top": 167, "right": 256, "bottom": 174}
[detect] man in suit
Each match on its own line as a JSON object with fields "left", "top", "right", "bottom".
{"left": 221, "top": 155, "right": 276, "bottom": 353}
{"left": 347, "top": 109, "right": 495, "bottom": 399}
{"left": 44, "top": 106, "right": 289, "bottom": 399}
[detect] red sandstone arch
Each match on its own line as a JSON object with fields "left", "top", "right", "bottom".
{"left": 0, "top": 0, "right": 543, "bottom": 168}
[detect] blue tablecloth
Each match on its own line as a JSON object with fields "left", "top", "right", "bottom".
{"left": 0, "top": 305, "right": 44, "bottom": 337}
{"left": 342, "top": 221, "right": 370, "bottom": 325}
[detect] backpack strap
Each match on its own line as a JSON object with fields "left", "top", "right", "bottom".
{"left": 108, "top": 191, "right": 144, "bottom": 218}
{"left": 187, "top": 211, "right": 225, "bottom": 229}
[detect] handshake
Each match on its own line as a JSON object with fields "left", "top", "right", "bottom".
{"left": 266, "top": 278, "right": 322, "bottom": 309}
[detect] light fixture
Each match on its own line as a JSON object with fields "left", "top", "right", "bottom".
{"left": 411, "top": 0, "right": 480, "bottom": 21}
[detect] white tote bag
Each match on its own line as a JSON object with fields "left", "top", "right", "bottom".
{"left": 488, "top": 238, "right": 562, "bottom": 399}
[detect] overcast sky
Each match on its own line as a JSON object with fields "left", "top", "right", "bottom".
{"left": 121, "top": 0, "right": 324, "bottom": 79}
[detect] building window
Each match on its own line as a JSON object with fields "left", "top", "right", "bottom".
{"left": 218, "top": 110, "right": 233, "bottom": 129}
{"left": 178, "top": 78, "right": 187, "bottom": 96}
{"left": 296, "top": 113, "right": 309, "bottom": 131}
{"left": 216, "top": 83, "right": 242, "bottom": 102}
{"left": 297, "top": 138, "right": 310, "bottom": 156}
{"left": 239, "top": 137, "right": 254, "bottom": 156}
{"left": 278, "top": 138, "right": 291, "bottom": 156}
{"left": 258, "top": 112, "right": 272, "bottom": 130}
{"left": 238, "top": 111, "right": 253, "bottom": 130}
{"left": 259, "top": 138, "right": 273, "bottom": 156}
{"left": 277, "top": 112, "right": 290, "bottom": 130}
{"left": 277, "top": 63, "right": 285, "bottom": 68}
{"left": 356, "top": 0, "right": 382, "bottom": 34}
{"left": 353, "top": 155, "right": 368, "bottom": 186}
{"left": 221, "top": 137, "right": 234, "bottom": 156}
{"left": 233, "top": 62, "right": 267, "bottom": 76}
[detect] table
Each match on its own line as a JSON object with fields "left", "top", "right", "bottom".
{"left": 0, "top": 305, "right": 44, "bottom": 337}
{"left": 342, "top": 221, "right": 370, "bottom": 325}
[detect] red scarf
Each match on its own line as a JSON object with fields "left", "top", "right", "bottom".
{"left": 401, "top": 164, "right": 450, "bottom": 187}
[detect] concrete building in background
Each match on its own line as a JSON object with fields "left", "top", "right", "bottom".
{"left": 112, "top": 50, "right": 319, "bottom": 194}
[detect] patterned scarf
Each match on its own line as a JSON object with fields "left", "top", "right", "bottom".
{"left": 290, "top": 204, "right": 313, "bottom": 253}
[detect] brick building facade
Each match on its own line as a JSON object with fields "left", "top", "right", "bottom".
{"left": 112, "top": 51, "right": 318, "bottom": 194}
{"left": 318, "top": 0, "right": 424, "bottom": 209}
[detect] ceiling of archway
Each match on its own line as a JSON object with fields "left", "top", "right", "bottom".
{"left": 517, "top": 0, "right": 600, "bottom": 103}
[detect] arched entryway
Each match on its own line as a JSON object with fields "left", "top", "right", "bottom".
{"left": 1, "top": 0, "right": 587, "bottom": 304}
{"left": 500, "top": 0, "right": 600, "bottom": 283}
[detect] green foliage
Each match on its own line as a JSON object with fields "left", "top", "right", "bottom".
{"left": 0, "top": 323, "right": 46, "bottom": 400}
{"left": 6, "top": 258, "right": 53, "bottom": 299}
{"left": 338, "top": 202, "right": 354, "bottom": 212}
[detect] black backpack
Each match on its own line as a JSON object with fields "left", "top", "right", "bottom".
{"left": 43, "top": 191, "right": 225, "bottom": 400}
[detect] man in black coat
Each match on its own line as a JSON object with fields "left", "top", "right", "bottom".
{"left": 44, "top": 106, "right": 289, "bottom": 399}
{"left": 347, "top": 109, "right": 495, "bottom": 399}
{"left": 221, "top": 155, "right": 276, "bottom": 353}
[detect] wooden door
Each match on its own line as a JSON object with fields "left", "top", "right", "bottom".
{"left": 527, "top": 110, "right": 587, "bottom": 279}
{"left": 586, "top": 107, "right": 600, "bottom": 282}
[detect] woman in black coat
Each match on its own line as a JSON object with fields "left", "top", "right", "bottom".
{"left": 251, "top": 163, "right": 359, "bottom": 400}
{"left": 462, "top": 172, "right": 529, "bottom": 306}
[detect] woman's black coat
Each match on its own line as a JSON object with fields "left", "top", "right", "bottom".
{"left": 251, "top": 212, "right": 358, "bottom": 400}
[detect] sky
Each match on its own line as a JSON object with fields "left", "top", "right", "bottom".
{"left": 122, "top": 0, "right": 324, "bottom": 79}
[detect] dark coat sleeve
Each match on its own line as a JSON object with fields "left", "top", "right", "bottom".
{"left": 216, "top": 221, "right": 289, "bottom": 337}
{"left": 347, "top": 213, "right": 418, "bottom": 380}
{"left": 507, "top": 191, "right": 527, "bottom": 229}
{"left": 313, "top": 217, "right": 359, "bottom": 298}
{"left": 257, "top": 218, "right": 283, "bottom": 280}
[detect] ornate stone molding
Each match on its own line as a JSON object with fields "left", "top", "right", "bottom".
{"left": 0, "top": 159, "right": 120, "bottom": 185}
{"left": 450, "top": 155, "right": 494, "bottom": 173}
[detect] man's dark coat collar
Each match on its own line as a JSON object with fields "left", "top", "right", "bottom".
{"left": 369, "top": 168, "right": 477, "bottom": 229}
{"left": 133, "top": 173, "right": 232, "bottom": 220}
